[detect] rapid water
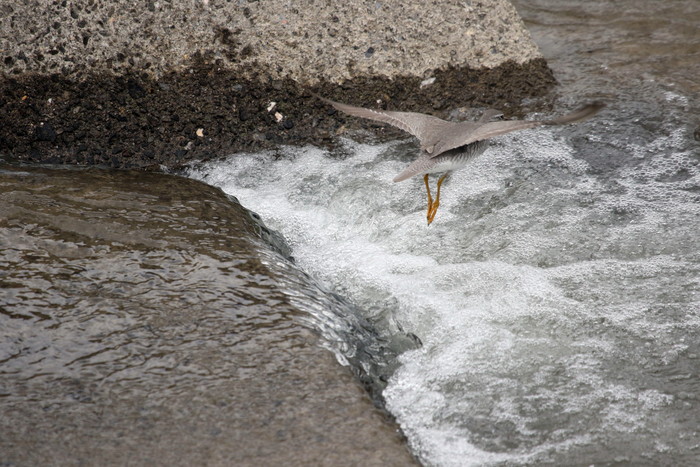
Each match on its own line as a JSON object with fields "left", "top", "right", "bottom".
{"left": 188, "top": 1, "right": 700, "bottom": 465}
{"left": 189, "top": 117, "right": 698, "bottom": 465}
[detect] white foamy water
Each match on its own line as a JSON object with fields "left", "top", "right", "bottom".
{"left": 188, "top": 115, "right": 700, "bottom": 465}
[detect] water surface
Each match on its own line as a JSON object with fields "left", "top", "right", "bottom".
{"left": 0, "top": 166, "right": 414, "bottom": 465}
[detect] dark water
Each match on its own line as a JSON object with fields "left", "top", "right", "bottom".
{"left": 513, "top": 0, "right": 700, "bottom": 98}
{"left": 1, "top": 167, "right": 285, "bottom": 389}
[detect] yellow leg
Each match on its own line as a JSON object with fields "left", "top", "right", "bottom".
{"left": 424, "top": 174, "right": 433, "bottom": 223}
{"left": 426, "top": 173, "right": 448, "bottom": 225}
{"left": 435, "top": 173, "right": 448, "bottom": 204}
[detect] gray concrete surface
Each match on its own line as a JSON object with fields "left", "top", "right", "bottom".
{"left": 1, "top": 0, "right": 541, "bottom": 82}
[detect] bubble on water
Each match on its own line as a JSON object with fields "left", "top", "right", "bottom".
{"left": 664, "top": 91, "right": 689, "bottom": 106}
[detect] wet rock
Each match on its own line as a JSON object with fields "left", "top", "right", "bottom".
{"left": 3, "top": 57, "right": 557, "bottom": 169}
{"left": 35, "top": 122, "right": 57, "bottom": 142}
{"left": 127, "top": 78, "right": 146, "bottom": 99}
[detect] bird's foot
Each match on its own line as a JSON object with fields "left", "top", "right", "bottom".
{"left": 426, "top": 173, "right": 448, "bottom": 225}
{"left": 427, "top": 201, "right": 440, "bottom": 225}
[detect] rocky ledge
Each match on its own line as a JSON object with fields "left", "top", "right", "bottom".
{"left": 0, "top": 0, "right": 555, "bottom": 170}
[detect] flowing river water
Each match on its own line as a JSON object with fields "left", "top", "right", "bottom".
{"left": 0, "top": 166, "right": 416, "bottom": 465}
{"left": 188, "top": 0, "right": 700, "bottom": 465}
{"left": 2, "top": 0, "right": 699, "bottom": 466}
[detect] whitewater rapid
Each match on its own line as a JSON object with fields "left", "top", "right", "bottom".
{"left": 188, "top": 106, "right": 699, "bottom": 465}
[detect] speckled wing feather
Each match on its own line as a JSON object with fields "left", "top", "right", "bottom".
{"left": 314, "top": 95, "right": 455, "bottom": 154}
{"left": 429, "top": 102, "right": 605, "bottom": 158}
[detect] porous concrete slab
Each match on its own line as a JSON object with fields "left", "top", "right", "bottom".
{"left": 1, "top": 0, "right": 541, "bottom": 83}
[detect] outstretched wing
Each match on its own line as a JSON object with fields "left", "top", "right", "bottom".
{"left": 314, "top": 94, "right": 454, "bottom": 153}
{"left": 429, "top": 102, "right": 605, "bottom": 158}
{"left": 315, "top": 94, "right": 605, "bottom": 159}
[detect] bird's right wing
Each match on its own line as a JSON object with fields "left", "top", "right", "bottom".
{"left": 314, "top": 94, "right": 454, "bottom": 153}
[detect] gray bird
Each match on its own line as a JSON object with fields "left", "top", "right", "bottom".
{"left": 316, "top": 94, "right": 604, "bottom": 224}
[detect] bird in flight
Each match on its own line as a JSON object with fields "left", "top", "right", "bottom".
{"left": 315, "top": 94, "right": 604, "bottom": 224}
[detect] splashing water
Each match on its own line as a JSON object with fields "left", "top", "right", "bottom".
{"left": 188, "top": 102, "right": 700, "bottom": 465}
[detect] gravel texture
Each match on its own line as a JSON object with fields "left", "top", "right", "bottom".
{"left": 0, "top": 58, "right": 555, "bottom": 169}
